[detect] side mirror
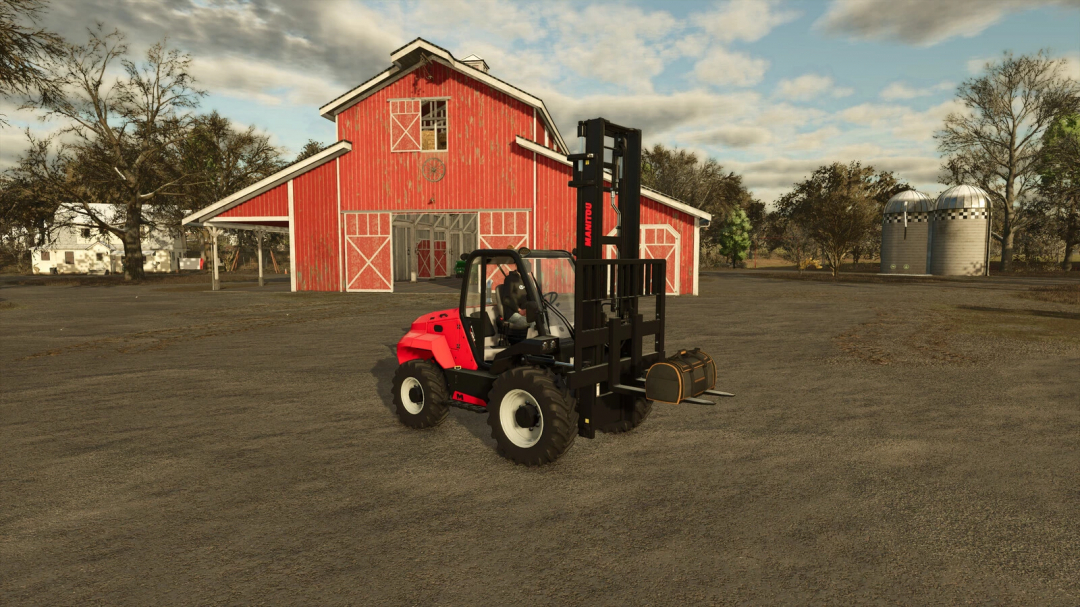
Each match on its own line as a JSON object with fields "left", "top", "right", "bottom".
{"left": 518, "top": 247, "right": 531, "bottom": 257}
{"left": 524, "top": 301, "right": 539, "bottom": 323}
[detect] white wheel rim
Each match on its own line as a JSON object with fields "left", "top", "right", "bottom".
{"left": 500, "top": 389, "right": 543, "bottom": 448}
{"left": 401, "top": 377, "right": 424, "bottom": 414}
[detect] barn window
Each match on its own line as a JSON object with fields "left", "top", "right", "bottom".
{"left": 390, "top": 98, "right": 448, "bottom": 152}
{"left": 96, "top": 253, "right": 104, "bottom": 261}
{"left": 41, "top": 251, "right": 50, "bottom": 261}
{"left": 390, "top": 99, "right": 421, "bottom": 152}
{"left": 81, "top": 228, "right": 91, "bottom": 239}
{"left": 420, "top": 100, "right": 447, "bottom": 151}
{"left": 65, "top": 251, "right": 74, "bottom": 264}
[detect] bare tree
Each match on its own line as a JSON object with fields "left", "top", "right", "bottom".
{"left": 0, "top": 0, "right": 64, "bottom": 124}
{"left": 25, "top": 26, "right": 204, "bottom": 280}
{"left": 937, "top": 51, "right": 1080, "bottom": 271}
{"left": 772, "top": 221, "right": 813, "bottom": 273}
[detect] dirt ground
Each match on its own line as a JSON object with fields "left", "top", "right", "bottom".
{"left": 2, "top": 273, "right": 1078, "bottom": 605}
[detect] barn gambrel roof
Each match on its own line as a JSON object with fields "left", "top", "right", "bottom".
{"left": 318, "top": 38, "right": 569, "bottom": 153}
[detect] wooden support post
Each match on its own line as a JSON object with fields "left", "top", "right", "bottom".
{"left": 257, "top": 230, "right": 264, "bottom": 287}
{"left": 209, "top": 226, "right": 220, "bottom": 291}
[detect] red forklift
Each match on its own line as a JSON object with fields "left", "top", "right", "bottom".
{"left": 393, "top": 118, "right": 732, "bottom": 465}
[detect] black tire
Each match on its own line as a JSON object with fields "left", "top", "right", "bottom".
{"left": 487, "top": 367, "right": 577, "bottom": 466}
{"left": 597, "top": 397, "right": 653, "bottom": 434}
{"left": 391, "top": 359, "right": 450, "bottom": 429}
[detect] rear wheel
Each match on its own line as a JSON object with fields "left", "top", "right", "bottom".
{"left": 598, "top": 397, "right": 653, "bottom": 434}
{"left": 391, "top": 359, "right": 449, "bottom": 429}
{"left": 487, "top": 367, "right": 577, "bottom": 466}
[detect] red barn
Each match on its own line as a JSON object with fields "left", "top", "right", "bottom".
{"left": 183, "top": 38, "right": 711, "bottom": 295}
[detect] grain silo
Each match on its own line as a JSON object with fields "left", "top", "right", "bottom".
{"left": 928, "top": 185, "right": 991, "bottom": 276}
{"left": 880, "top": 190, "right": 934, "bottom": 274}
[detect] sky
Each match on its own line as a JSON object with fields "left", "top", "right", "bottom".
{"left": 2, "top": 0, "right": 1078, "bottom": 205}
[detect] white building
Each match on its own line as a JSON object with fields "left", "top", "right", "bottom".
{"left": 31, "top": 204, "right": 186, "bottom": 275}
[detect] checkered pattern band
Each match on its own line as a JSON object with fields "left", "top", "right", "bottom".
{"left": 884, "top": 212, "right": 929, "bottom": 224}
{"left": 934, "top": 209, "right": 989, "bottom": 220}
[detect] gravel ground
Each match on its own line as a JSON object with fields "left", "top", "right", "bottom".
{"left": 1, "top": 273, "right": 1078, "bottom": 605}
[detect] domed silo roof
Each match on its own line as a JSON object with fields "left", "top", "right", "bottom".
{"left": 881, "top": 190, "right": 934, "bottom": 274}
{"left": 884, "top": 190, "right": 934, "bottom": 214}
{"left": 935, "top": 184, "right": 991, "bottom": 210}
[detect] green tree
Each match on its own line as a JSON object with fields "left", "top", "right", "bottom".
{"left": 0, "top": 134, "right": 64, "bottom": 269}
{"left": 937, "top": 51, "right": 1080, "bottom": 272}
{"left": 293, "top": 139, "right": 327, "bottom": 163}
{"left": 641, "top": 144, "right": 754, "bottom": 249}
{"left": 1036, "top": 113, "right": 1080, "bottom": 269}
{"left": 174, "top": 111, "right": 286, "bottom": 267}
{"left": 776, "top": 162, "right": 907, "bottom": 277}
{"left": 718, "top": 208, "right": 751, "bottom": 267}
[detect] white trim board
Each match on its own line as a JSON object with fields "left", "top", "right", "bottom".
{"left": 206, "top": 216, "right": 289, "bottom": 223}
{"left": 341, "top": 208, "right": 532, "bottom": 214}
{"left": 186, "top": 221, "right": 288, "bottom": 234}
{"left": 514, "top": 136, "right": 712, "bottom": 222}
{"left": 288, "top": 180, "right": 296, "bottom": 293}
{"left": 182, "top": 141, "right": 352, "bottom": 226}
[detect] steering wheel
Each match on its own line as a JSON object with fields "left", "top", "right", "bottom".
{"left": 544, "top": 291, "right": 558, "bottom": 304}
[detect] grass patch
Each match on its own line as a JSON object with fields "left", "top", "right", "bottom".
{"left": 949, "top": 305, "right": 1080, "bottom": 344}
{"left": 1019, "top": 283, "right": 1080, "bottom": 306}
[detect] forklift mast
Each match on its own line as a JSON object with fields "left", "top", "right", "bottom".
{"left": 567, "top": 118, "right": 667, "bottom": 437}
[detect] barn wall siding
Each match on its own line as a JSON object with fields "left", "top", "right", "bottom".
{"left": 292, "top": 162, "right": 341, "bottom": 292}
{"left": 335, "top": 63, "right": 535, "bottom": 214}
{"left": 194, "top": 53, "right": 702, "bottom": 294}
{"left": 533, "top": 156, "right": 698, "bottom": 295}
{"left": 219, "top": 184, "right": 290, "bottom": 217}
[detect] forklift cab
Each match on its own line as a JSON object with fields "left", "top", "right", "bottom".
{"left": 459, "top": 249, "right": 575, "bottom": 365}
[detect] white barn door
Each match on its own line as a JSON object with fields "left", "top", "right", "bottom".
{"left": 605, "top": 224, "right": 680, "bottom": 295}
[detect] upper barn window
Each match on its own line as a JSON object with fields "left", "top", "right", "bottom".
{"left": 390, "top": 98, "right": 448, "bottom": 152}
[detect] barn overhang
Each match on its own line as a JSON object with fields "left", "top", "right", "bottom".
{"left": 513, "top": 136, "right": 712, "bottom": 224}
{"left": 319, "top": 38, "right": 568, "bottom": 153}
{"left": 181, "top": 140, "right": 352, "bottom": 231}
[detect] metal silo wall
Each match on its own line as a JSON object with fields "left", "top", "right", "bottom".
{"left": 928, "top": 209, "right": 989, "bottom": 276}
{"left": 880, "top": 212, "right": 930, "bottom": 274}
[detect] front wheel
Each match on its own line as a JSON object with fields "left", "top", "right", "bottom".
{"left": 487, "top": 367, "right": 577, "bottom": 466}
{"left": 391, "top": 359, "right": 449, "bottom": 429}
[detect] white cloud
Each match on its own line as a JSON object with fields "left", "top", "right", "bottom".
{"left": 547, "top": 4, "right": 683, "bottom": 93}
{"left": 891, "top": 99, "right": 967, "bottom": 140}
{"left": 682, "top": 125, "right": 773, "bottom": 148}
{"left": 817, "top": 0, "right": 1080, "bottom": 47}
{"left": 695, "top": 0, "right": 801, "bottom": 44}
{"left": 966, "top": 55, "right": 999, "bottom": 74}
{"left": 837, "top": 99, "right": 966, "bottom": 140}
{"left": 839, "top": 103, "right": 910, "bottom": 126}
{"left": 1056, "top": 51, "right": 1080, "bottom": 80}
{"left": 542, "top": 89, "right": 760, "bottom": 141}
{"left": 775, "top": 74, "right": 852, "bottom": 101}
{"left": 879, "top": 80, "right": 955, "bottom": 100}
{"left": 693, "top": 46, "right": 770, "bottom": 87}
{"left": 787, "top": 126, "right": 842, "bottom": 150}
{"left": 410, "top": 0, "right": 548, "bottom": 44}
{"left": 190, "top": 56, "right": 341, "bottom": 107}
